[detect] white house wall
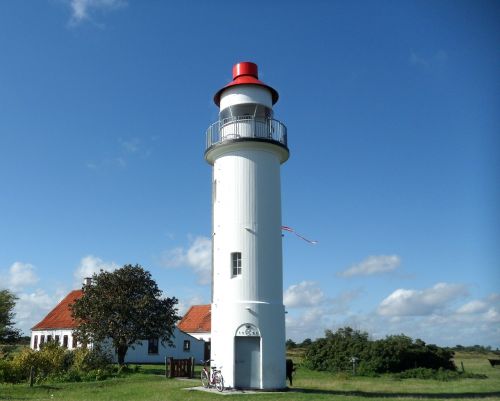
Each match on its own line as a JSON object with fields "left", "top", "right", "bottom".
{"left": 31, "top": 327, "right": 204, "bottom": 364}
{"left": 115, "top": 328, "right": 204, "bottom": 364}
{"left": 31, "top": 329, "right": 79, "bottom": 350}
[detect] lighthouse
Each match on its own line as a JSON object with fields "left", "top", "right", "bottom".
{"left": 205, "top": 62, "right": 289, "bottom": 389}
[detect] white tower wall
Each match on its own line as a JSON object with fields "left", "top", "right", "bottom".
{"left": 206, "top": 63, "right": 288, "bottom": 389}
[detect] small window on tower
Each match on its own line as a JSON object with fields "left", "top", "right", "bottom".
{"left": 231, "top": 252, "right": 242, "bottom": 277}
{"left": 183, "top": 340, "right": 191, "bottom": 352}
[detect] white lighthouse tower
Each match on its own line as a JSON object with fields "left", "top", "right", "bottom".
{"left": 205, "top": 62, "right": 289, "bottom": 390}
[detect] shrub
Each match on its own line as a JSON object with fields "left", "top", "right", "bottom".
{"left": 11, "top": 347, "right": 40, "bottom": 380}
{"left": 0, "top": 359, "right": 23, "bottom": 383}
{"left": 304, "top": 327, "right": 457, "bottom": 375}
{"left": 0, "top": 345, "right": 17, "bottom": 360}
{"left": 72, "top": 346, "right": 113, "bottom": 372}
{"left": 304, "top": 327, "right": 372, "bottom": 372}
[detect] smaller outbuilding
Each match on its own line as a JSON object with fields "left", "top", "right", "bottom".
{"left": 177, "top": 304, "right": 211, "bottom": 361}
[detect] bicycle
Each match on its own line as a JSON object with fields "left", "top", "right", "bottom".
{"left": 200, "top": 359, "right": 224, "bottom": 392}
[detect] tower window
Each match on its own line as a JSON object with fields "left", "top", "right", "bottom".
{"left": 183, "top": 340, "right": 191, "bottom": 351}
{"left": 231, "top": 252, "right": 242, "bottom": 276}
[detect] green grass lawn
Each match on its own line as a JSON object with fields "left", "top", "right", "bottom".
{"left": 1, "top": 352, "right": 499, "bottom": 401}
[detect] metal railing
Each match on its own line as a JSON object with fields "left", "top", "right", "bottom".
{"left": 205, "top": 116, "right": 287, "bottom": 151}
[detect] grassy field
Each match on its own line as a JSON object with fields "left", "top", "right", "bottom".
{"left": 1, "top": 352, "right": 499, "bottom": 401}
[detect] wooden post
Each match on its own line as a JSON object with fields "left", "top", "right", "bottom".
{"left": 169, "top": 357, "right": 174, "bottom": 378}
{"left": 29, "top": 366, "right": 34, "bottom": 387}
{"left": 165, "top": 356, "right": 168, "bottom": 378}
{"left": 190, "top": 357, "right": 195, "bottom": 378}
{"left": 461, "top": 361, "right": 465, "bottom": 372}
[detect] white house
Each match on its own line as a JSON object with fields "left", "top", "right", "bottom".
{"left": 30, "top": 289, "right": 205, "bottom": 364}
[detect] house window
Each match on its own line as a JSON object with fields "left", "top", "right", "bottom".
{"left": 55, "top": 335, "right": 60, "bottom": 345}
{"left": 33, "top": 335, "right": 38, "bottom": 350}
{"left": 231, "top": 252, "right": 242, "bottom": 276}
{"left": 148, "top": 338, "right": 159, "bottom": 354}
{"left": 72, "top": 336, "right": 77, "bottom": 349}
{"left": 63, "top": 335, "right": 68, "bottom": 348}
{"left": 183, "top": 340, "right": 191, "bottom": 352}
{"left": 47, "top": 335, "right": 52, "bottom": 343}
{"left": 40, "top": 335, "right": 45, "bottom": 347}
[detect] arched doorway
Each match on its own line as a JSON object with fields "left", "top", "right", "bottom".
{"left": 234, "top": 324, "right": 261, "bottom": 388}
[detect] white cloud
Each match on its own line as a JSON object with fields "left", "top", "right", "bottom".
{"left": 13, "top": 289, "right": 59, "bottom": 335}
{"left": 338, "top": 255, "right": 401, "bottom": 277}
{"left": 285, "top": 306, "right": 329, "bottom": 341}
{"left": 378, "top": 282, "right": 467, "bottom": 317}
{"left": 162, "top": 237, "right": 212, "bottom": 285}
{"left": 73, "top": 255, "right": 119, "bottom": 286}
{"left": 456, "top": 300, "right": 488, "bottom": 314}
{"left": 177, "top": 295, "right": 207, "bottom": 316}
{"left": 6, "top": 262, "right": 39, "bottom": 290}
{"left": 284, "top": 285, "right": 361, "bottom": 341}
{"left": 68, "top": 0, "right": 126, "bottom": 25}
{"left": 284, "top": 281, "right": 325, "bottom": 308}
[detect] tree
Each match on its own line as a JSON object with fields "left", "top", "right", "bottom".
{"left": 71, "top": 264, "right": 179, "bottom": 365}
{"left": 0, "top": 289, "right": 21, "bottom": 343}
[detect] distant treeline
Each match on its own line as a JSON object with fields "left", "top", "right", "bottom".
{"left": 448, "top": 344, "right": 500, "bottom": 354}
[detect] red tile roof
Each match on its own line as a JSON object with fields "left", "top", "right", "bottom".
{"left": 32, "top": 290, "right": 83, "bottom": 330}
{"left": 177, "top": 304, "right": 211, "bottom": 333}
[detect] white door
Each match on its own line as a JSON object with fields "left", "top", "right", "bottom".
{"left": 234, "top": 337, "right": 261, "bottom": 388}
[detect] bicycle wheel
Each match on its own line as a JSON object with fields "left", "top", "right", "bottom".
{"left": 214, "top": 371, "right": 224, "bottom": 392}
{"left": 201, "top": 369, "right": 209, "bottom": 388}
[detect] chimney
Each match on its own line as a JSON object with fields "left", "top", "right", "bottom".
{"left": 83, "top": 277, "right": 92, "bottom": 287}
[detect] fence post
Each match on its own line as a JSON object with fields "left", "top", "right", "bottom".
{"left": 165, "top": 356, "right": 168, "bottom": 378}
{"left": 190, "top": 357, "right": 195, "bottom": 378}
{"left": 169, "top": 357, "right": 174, "bottom": 378}
{"left": 29, "top": 366, "right": 34, "bottom": 387}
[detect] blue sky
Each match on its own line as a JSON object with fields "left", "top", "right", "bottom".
{"left": 1, "top": 0, "right": 498, "bottom": 347}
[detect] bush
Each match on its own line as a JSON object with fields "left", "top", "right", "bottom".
{"left": 1, "top": 343, "right": 113, "bottom": 384}
{"left": 0, "top": 359, "right": 23, "bottom": 383}
{"left": 304, "top": 327, "right": 372, "bottom": 373}
{"left": 72, "top": 346, "right": 113, "bottom": 372}
{"left": 304, "top": 327, "right": 457, "bottom": 375}
{"left": 0, "top": 345, "right": 17, "bottom": 360}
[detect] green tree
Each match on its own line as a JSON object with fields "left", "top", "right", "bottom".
{"left": 0, "top": 289, "right": 21, "bottom": 343}
{"left": 71, "top": 265, "right": 179, "bottom": 365}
